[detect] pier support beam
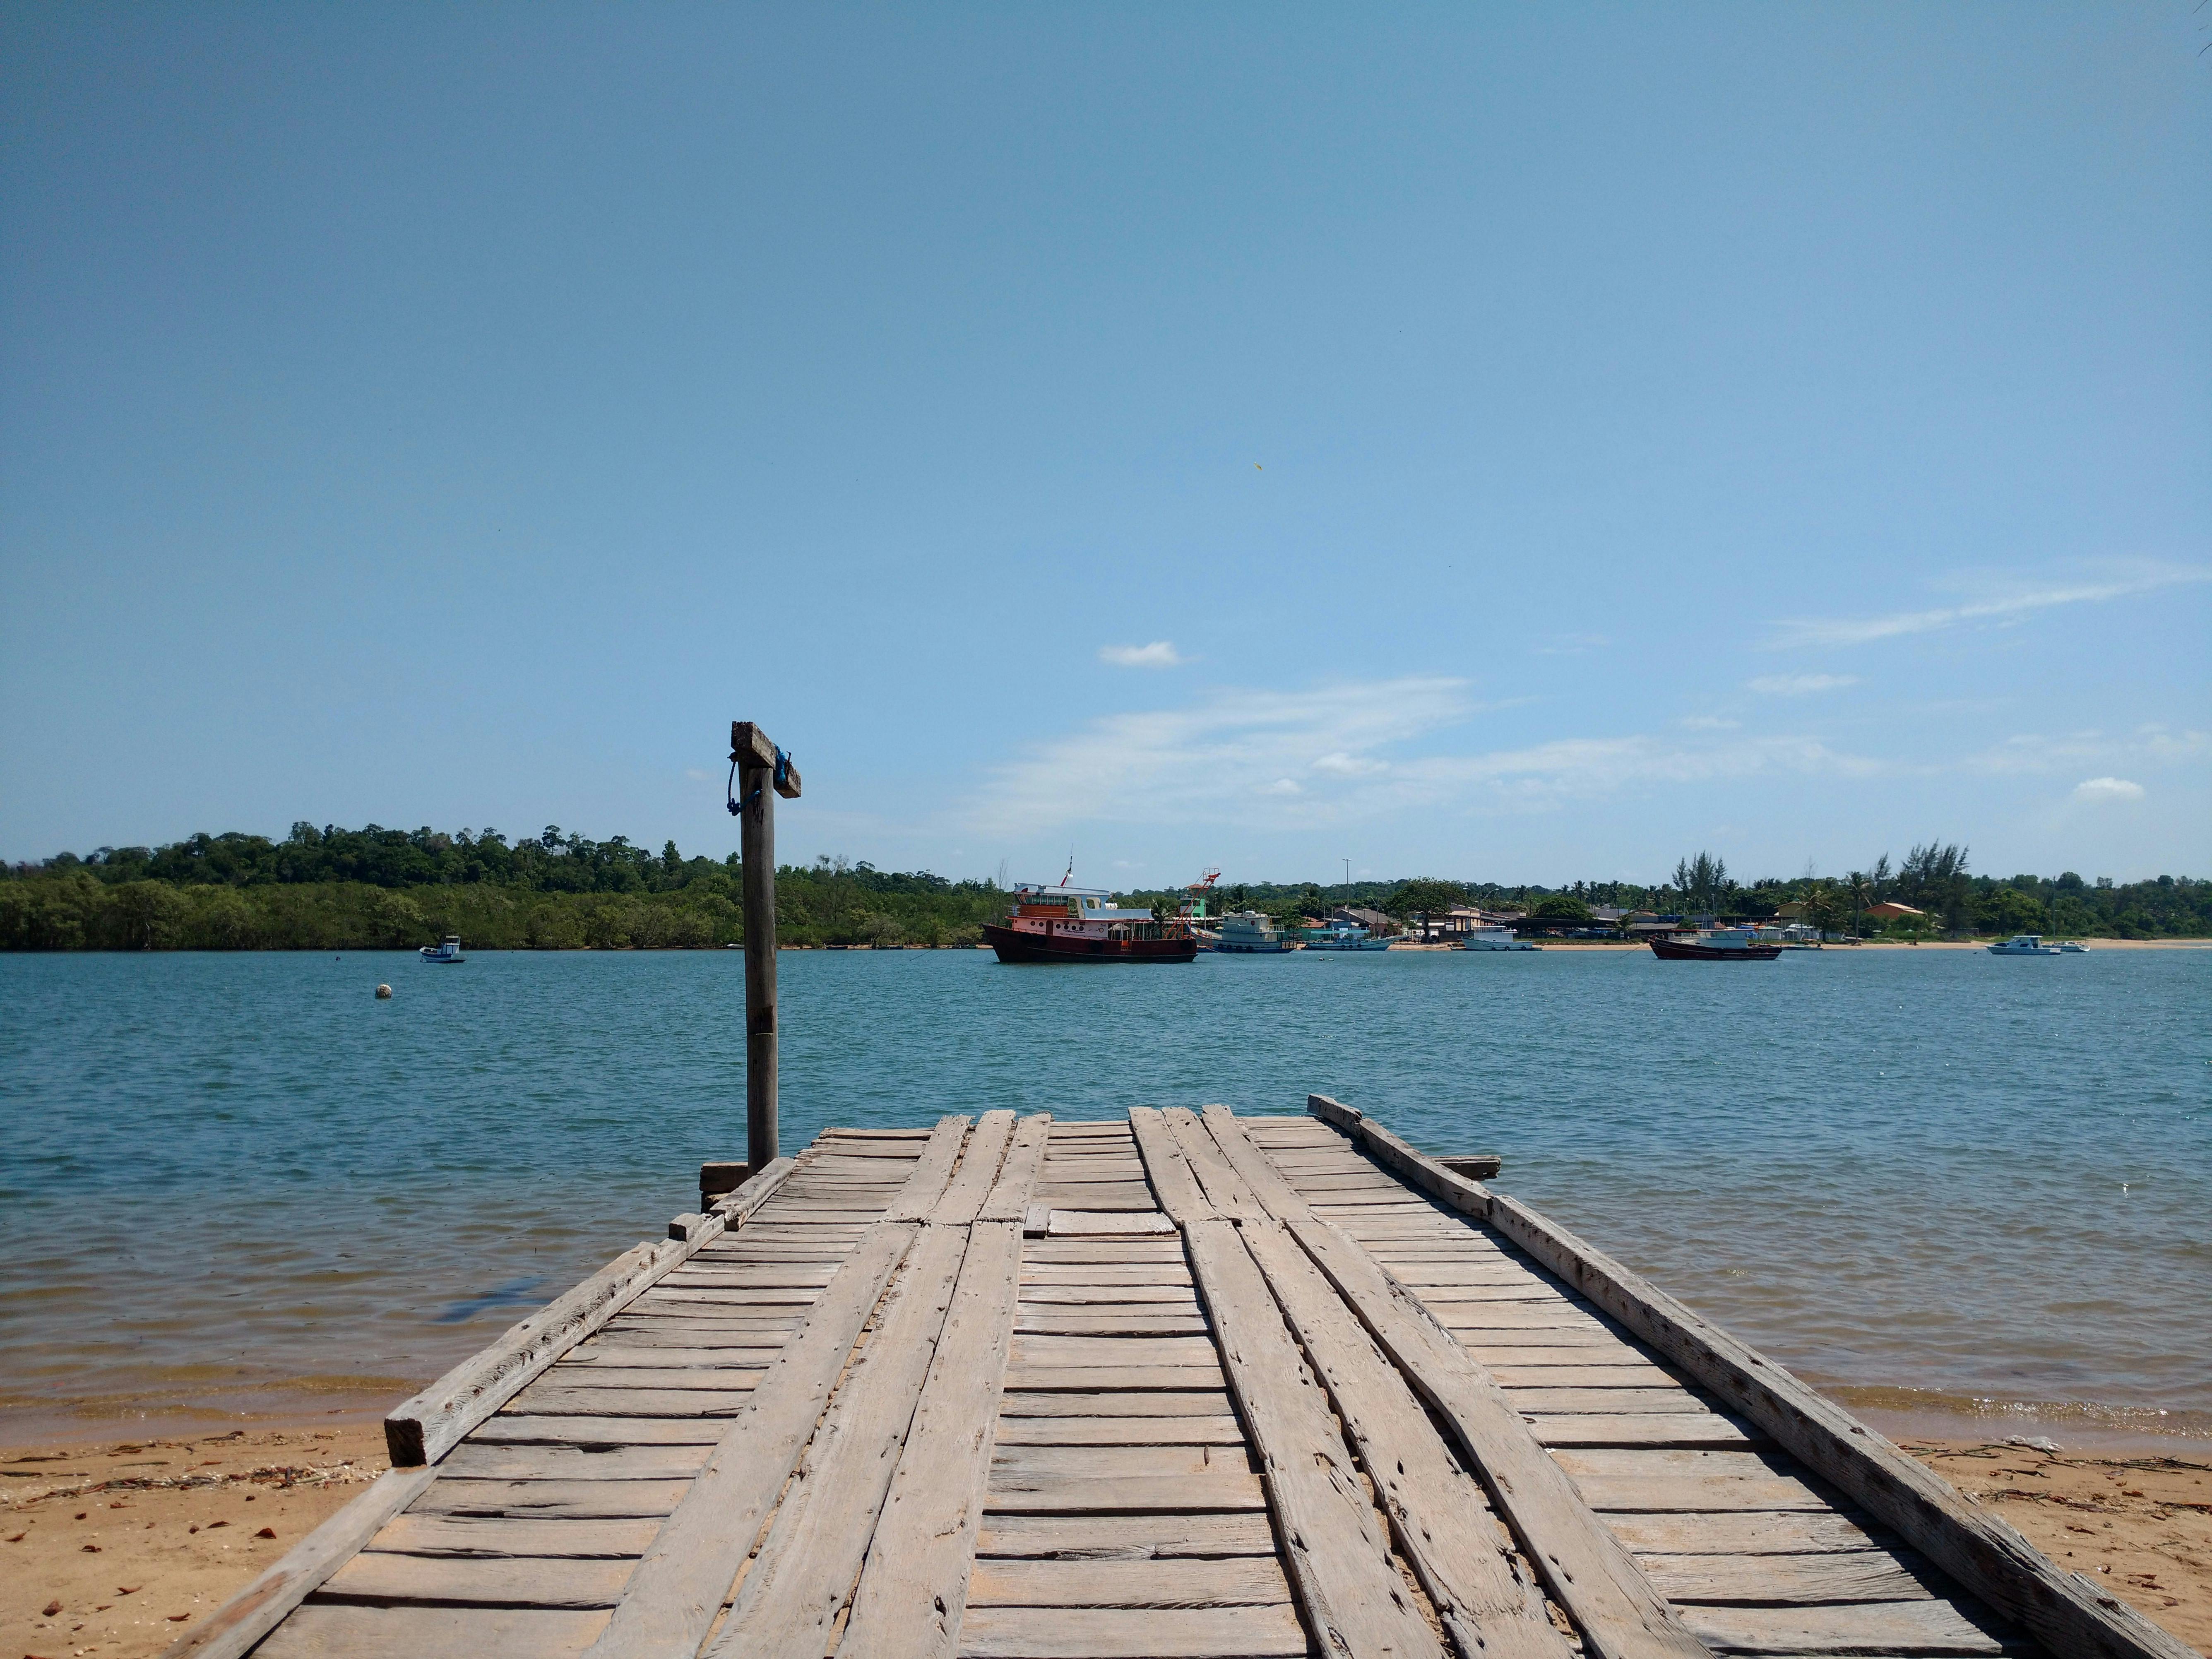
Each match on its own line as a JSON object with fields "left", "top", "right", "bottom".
{"left": 732, "top": 720, "right": 801, "bottom": 1170}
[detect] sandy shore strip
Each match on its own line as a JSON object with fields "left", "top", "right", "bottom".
{"left": 5, "top": 1426, "right": 2204, "bottom": 1657}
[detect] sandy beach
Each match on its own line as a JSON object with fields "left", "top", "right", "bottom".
{"left": 6, "top": 1425, "right": 2204, "bottom": 1658}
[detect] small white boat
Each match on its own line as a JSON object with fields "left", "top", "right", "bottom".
{"left": 2053, "top": 940, "right": 2090, "bottom": 953}
{"left": 418, "top": 935, "right": 466, "bottom": 963}
{"left": 1215, "top": 911, "right": 1297, "bottom": 953}
{"left": 1986, "top": 934, "right": 2060, "bottom": 956}
{"left": 1459, "top": 925, "right": 1538, "bottom": 952}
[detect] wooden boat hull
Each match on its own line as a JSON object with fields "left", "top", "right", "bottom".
{"left": 1647, "top": 937, "right": 1781, "bottom": 961}
{"left": 982, "top": 923, "right": 1197, "bottom": 964}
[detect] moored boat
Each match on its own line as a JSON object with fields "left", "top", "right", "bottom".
{"left": 1302, "top": 922, "right": 1393, "bottom": 952}
{"left": 1988, "top": 933, "right": 2062, "bottom": 955}
{"left": 1216, "top": 911, "right": 1297, "bottom": 953}
{"left": 1647, "top": 927, "right": 1780, "bottom": 962}
{"left": 418, "top": 935, "right": 465, "bottom": 963}
{"left": 1459, "top": 924, "right": 1538, "bottom": 952}
{"left": 983, "top": 883, "right": 1197, "bottom": 964}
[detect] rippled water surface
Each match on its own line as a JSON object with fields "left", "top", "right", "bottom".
{"left": 2, "top": 947, "right": 2206, "bottom": 1446}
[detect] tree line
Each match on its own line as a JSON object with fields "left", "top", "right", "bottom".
{"left": 2, "top": 823, "right": 2205, "bottom": 948}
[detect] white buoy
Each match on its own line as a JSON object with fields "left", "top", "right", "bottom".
{"left": 375, "top": 983, "right": 392, "bottom": 999}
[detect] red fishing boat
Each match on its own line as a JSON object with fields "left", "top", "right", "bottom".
{"left": 983, "top": 882, "right": 1198, "bottom": 964}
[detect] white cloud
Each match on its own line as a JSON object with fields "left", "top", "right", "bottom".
{"left": 1765, "top": 560, "right": 2211, "bottom": 649}
{"left": 2074, "top": 777, "right": 2146, "bottom": 802}
{"left": 1679, "top": 714, "right": 1742, "bottom": 730}
{"left": 974, "top": 677, "right": 1475, "bottom": 836}
{"left": 1967, "top": 727, "right": 2209, "bottom": 777}
{"left": 971, "top": 674, "right": 1880, "bottom": 837}
{"left": 1312, "top": 751, "right": 1389, "bottom": 777}
{"left": 1098, "top": 641, "right": 1187, "bottom": 668}
{"left": 684, "top": 768, "right": 714, "bottom": 781}
{"left": 1747, "top": 673, "right": 1858, "bottom": 696}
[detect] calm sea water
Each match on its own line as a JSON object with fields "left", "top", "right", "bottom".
{"left": 2, "top": 946, "right": 2207, "bottom": 1448}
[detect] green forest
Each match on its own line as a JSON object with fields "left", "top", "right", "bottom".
{"left": 2, "top": 822, "right": 2207, "bottom": 949}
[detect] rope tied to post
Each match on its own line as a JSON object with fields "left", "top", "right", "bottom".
{"left": 727, "top": 746, "right": 795, "bottom": 816}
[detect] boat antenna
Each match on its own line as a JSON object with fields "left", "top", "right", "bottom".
{"left": 1061, "top": 849, "right": 1075, "bottom": 887}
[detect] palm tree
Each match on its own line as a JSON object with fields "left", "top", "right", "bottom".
{"left": 1842, "top": 870, "right": 1875, "bottom": 939}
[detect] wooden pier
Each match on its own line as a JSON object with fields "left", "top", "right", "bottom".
{"left": 169, "top": 1100, "right": 2190, "bottom": 1659}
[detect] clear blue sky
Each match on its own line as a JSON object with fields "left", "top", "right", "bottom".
{"left": 4, "top": 4, "right": 2207, "bottom": 887}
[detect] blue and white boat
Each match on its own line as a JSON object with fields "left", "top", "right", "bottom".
{"left": 1302, "top": 923, "right": 1392, "bottom": 952}
{"left": 1986, "top": 934, "right": 2061, "bottom": 956}
{"left": 418, "top": 935, "right": 466, "bottom": 963}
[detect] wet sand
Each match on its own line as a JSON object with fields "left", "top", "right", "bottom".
{"left": 6, "top": 1426, "right": 2205, "bottom": 1658}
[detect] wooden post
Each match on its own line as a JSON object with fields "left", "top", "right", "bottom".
{"left": 731, "top": 721, "right": 801, "bottom": 1171}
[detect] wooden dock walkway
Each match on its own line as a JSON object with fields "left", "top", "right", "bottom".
{"left": 170, "top": 1101, "right": 2190, "bottom": 1659}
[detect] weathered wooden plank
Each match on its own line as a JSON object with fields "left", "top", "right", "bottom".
{"left": 534, "top": 1363, "right": 770, "bottom": 1388}
{"left": 152, "top": 1468, "right": 436, "bottom": 1659}
{"left": 975, "top": 1512, "right": 1277, "bottom": 1560}
{"left": 409, "top": 1480, "right": 695, "bottom": 1520}
{"left": 1020, "top": 1238, "right": 1186, "bottom": 1258}
{"left": 1020, "top": 1262, "right": 1192, "bottom": 1283}
{"left": 958, "top": 1598, "right": 1309, "bottom": 1657}
{"left": 1127, "top": 1106, "right": 1215, "bottom": 1224}
{"left": 382, "top": 1157, "right": 795, "bottom": 1468}
{"left": 320, "top": 1551, "right": 636, "bottom": 1609}
{"left": 1231, "top": 1217, "right": 1569, "bottom": 1659}
{"left": 1045, "top": 1209, "right": 1177, "bottom": 1235}
{"left": 996, "top": 1389, "right": 1231, "bottom": 1417}
{"left": 1504, "top": 1387, "right": 1717, "bottom": 1414}
{"left": 1159, "top": 1106, "right": 1267, "bottom": 1221}
{"left": 983, "top": 1472, "right": 1269, "bottom": 1513}
{"left": 1488, "top": 1366, "right": 1679, "bottom": 1388}
{"left": 842, "top": 1221, "right": 1025, "bottom": 1658}
{"left": 1017, "top": 1282, "right": 1199, "bottom": 1304}
{"left": 1637, "top": 1548, "right": 1936, "bottom": 1604}
{"left": 1275, "top": 1218, "right": 1707, "bottom": 1659}
{"left": 1602, "top": 1510, "right": 1879, "bottom": 1556}
{"left": 1308, "top": 1096, "right": 2186, "bottom": 1659}
{"left": 1677, "top": 1596, "right": 2006, "bottom": 1655}
{"left": 979, "top": 1112, "right": 1055, "bottom": 1221}
{"left": 1015, "top": 1310, "right": 1212, "bottom": 1337}
{"left": 1011, "top": 1334, "right": 1217, "bottom": 1366}
{"left": 253, "top": 1603, "right": 610, "bottom": 1659}
{"left": 991, "top": 1414, "right": 1248, "bottom": 1446}
{"left": 562, "top": 1342, "right": 788, "bottom": 1366}
{"left": 967, "top": 1556, "right": 1294, "bottom": 1608}
{"left": 473, "top": 1416, "right": 731, "bottom": 1446}
{"left": 501, "top": 1384, "right": 752, "bottom": 1416}
{"left": 369, "top": 1514, "right": 664, "bottom": 1559}
{"left": 1003, "top": 1365, "right": 1229, "bottom": 1393}
{"left": 659, "top": 1274, "right": 840, "bottom": 1301}
{"left": 701, "top": 1223, "right": 967, "bottom": 1659}
{"left": 932, "top": 1108, "right": 1019, "bottom": 1224}
{"left": 1203, "top": 1107, "right": 1707, "bottom": 1659}
{"left": 437, "top": 1442, "right": 714, "bottom": 1482}
{"left": 1181, "top": 1215, "right": 1444, "bottom": 1659}
{"left": 1566, "top": 1472, "right": 1833, "bottom": 1514}
{"left": 581, "top": 1219, "right": 918, "bottom": 1657}
{"left": 880, "top": 1115, "right": 976, "bottom": 1221}
{"left": 991, "top": 1443, "right": 1240, "bottom": 1480}
{"left": 1526, "top": 1412, "right": 1762, "bottom": 1449}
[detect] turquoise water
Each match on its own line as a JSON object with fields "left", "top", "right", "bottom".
{"left": 2, "top": 946, "right": 2207, "bottom": 1447}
